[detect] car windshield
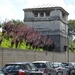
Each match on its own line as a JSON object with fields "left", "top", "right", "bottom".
{"left": 3, "top": 64, "right": 21, "bottom": 71}
{"left": 53, "top": 63, "right": 65, "bottom": 68}
{"left": 33, "top": 63, "right": 46, "bottom": 68}
{"left": 53, "top": 64, "right": 59, "bottom": 68}
{"left": 29, "top": 63, "right": 37, "bottom": 70}
{"left": 62, "top": 63, "right": 73, "bottom": 67}
{"left": 46, "top": 62, "right": 53, "bottom": 68}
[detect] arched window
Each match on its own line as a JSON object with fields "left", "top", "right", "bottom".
{"left": 34, "top": 13, "right": 38, "bottom": 17}
{"left": 46, "top": 12, "right": 50, "bottom": 16}
{"left": 40, "top": 12, "right": 44, "bottom": 17}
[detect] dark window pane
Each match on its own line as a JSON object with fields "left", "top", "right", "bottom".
{"left": 46, "top": 12, "right": 50, "bottom": 16}
{"left": 34, "top": 13, "right": 38, "bottom": 17}
{"left": 40, "top": 13, "right": 44, "bottom": 17}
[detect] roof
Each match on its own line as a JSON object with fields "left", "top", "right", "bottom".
{"left": 23, "top": 6, "right": 69, "bottom": 15}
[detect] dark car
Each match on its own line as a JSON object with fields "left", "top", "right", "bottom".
{"left": 33, "top": 61, "right": 57, "bottom": 75}
{"left": 62, "top": 62, "right": 75, "bottom": 75}
{"left": 2, "top": 62, "right": 43, "bottom": 75}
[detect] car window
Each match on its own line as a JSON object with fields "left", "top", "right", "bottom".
{"left": 62, "top": 63, "right": 73, "bottom": 67}
{"left": 24, "top": 64, "right": 31, "bottom": 70}
{"left": 3, "top": 64, "right": 14, "bottom": 70}
{"left": 53, "top": 63, "right": 65, "bottom": 68}
{"left": 29, "top": 63, "right": 37, "bottom": 70}
{"left": 14, "top": 65, "right": 21, "bottom": 70}
{"left": 53, "top": 64, "right": 59, "bottom": 68}
{"left": 68, "top": 63, "right": 73, "bottom": 66}
{"left": 61, "top": 64, "right": 65, "bottom": 67}
{"left": 33, "top": 63, "right": 46, "bottom": 68}
{"left": 3, "top": 64, "right": 21, "bottom": 71}
{"left": 46, "top": 62, "right": 53, "bottom": 68}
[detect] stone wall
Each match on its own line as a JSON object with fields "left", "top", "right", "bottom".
{"left": 0, "top": 48, "right": 74, "bottom": 68}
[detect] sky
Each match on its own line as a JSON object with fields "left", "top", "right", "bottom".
{"left": 0, "top": 0, "right": 75, "bottom": 22}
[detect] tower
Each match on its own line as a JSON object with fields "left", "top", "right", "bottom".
{"left": 23, "top": 7, "right": 69, "bottom": 52}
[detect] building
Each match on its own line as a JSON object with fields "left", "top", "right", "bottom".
{"left": 23, "top": 6, "right": 69, "bottom": 52}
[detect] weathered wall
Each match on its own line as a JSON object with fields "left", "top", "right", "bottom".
{"left": 0, "top": 48, "right": 74, "bottom": 68}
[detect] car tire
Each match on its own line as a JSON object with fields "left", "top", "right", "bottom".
{"left": 70, "top": 70, "right": 75, "bottom": 75}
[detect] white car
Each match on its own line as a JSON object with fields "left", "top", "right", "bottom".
{"left": 33, "top": 61, "right": 57, "bottom": 75}
{"left": 70, "top": 62, "right": 75, "bottom": 68}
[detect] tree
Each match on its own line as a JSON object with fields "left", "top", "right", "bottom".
{"left": 1, "top": 20, "right": 55, "bottom": 51}
{"left": 68, "top": 19, "right": 75, "bottom": 36}
{"left": 68, "top": 19, "right": 75, "bottom": 52}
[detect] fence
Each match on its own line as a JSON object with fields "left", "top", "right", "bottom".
{"left": 0, "top": 48, "right": 75, "bottom": 68}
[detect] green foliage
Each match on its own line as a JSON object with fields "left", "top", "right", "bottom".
{"left": 69, "top": 38, "right": 75, "bottom": 52}
{"left": 0, "top": 33, "right": 43, "bottom": 51}
{"left": 12, "top": 19, "right": 24, "bottom": 25}
{"left": 68, "top": 19, "right": 75, "bottom": 33}
{"left": 68, "top": 19, "right": 75, "bottom": 26}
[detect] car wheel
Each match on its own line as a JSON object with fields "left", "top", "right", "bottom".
{"left": 70, "top": 70, "right": 75, "bottom": 75}
{"left": 48, "top": 73, "right": 51, "bottom": 75}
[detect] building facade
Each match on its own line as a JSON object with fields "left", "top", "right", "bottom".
{"left": 23, "top": 7, "right": 69, "bottom": 52}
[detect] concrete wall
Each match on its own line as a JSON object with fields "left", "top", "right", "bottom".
{"left": 25, "top": 21, "right": 60, "bottom": 29}
{"left": 0, "top": 48, "right": 75, "bottom": 68}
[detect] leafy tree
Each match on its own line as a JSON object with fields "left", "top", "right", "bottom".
{"left": 1, "top": 20, "right": 55, "bottom": 51}
{"left": 12, "top": 19, "right": 24, "bottom": 25}
{"left": 68, "top": 19, "right": 75, "bottom": 36}
{"left": 68, "top": 19, "right": 75, "bottom": 52}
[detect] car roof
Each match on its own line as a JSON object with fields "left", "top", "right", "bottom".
{"left": 70, "top": 62, "right": 75, "bottom": 63}
{"left": 33, "top": 61, "right": 50, "bottom": 63}
{"left": 52, "top": 62, "right": 62, "bottom": 64}
{"left": 5, "top": 62, "right": 32, "bottom": 65}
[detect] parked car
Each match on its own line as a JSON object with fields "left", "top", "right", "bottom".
{"left": 0, "top": 68, "right": 4, "bottom": 75}
{"left": 32, "top": 61, "right": 57, "bottom": 75}
{"left": 2, "top": 62, "right": 43, "bottom": 75}
{"left": 61, "top": 62, "right": 75, "bottom": 75}
{"left": 70, "top": 62, "right": 75, "bottom": 68}
{"left": 52, "top": 62, "right": 69, "bottom": 75}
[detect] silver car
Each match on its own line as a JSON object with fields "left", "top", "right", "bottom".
{"left": 70, "top": 62, "right": 75, "bottom": 68}
{"left": 33, "top": 61, "right": 57, "bottom": 75}
{"left": 52, "top": 62, "right": 69, "bottom": 75}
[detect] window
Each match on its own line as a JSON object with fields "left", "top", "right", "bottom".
{"left": 24, "top": 64, "right": 31, "bottom": 70}
{"left": 3, "top": 64, "right": 21, "bottom": 70}
{"left": 29, "top": 63, "right": 37, "bottom": 70}
{"left": 14, "top": 65, "right": 21, "bottom": 70}
{"left": 34, "top": 13, "right": 38, "bottom": 17}
{"left": 40, "top": 13, "right": 44, "bottom": 17}
{"left": 33, "top": 63, "right": 46, "bottom": 68}
{"left": 46, "top": 62, "right": 53, "bottom": 68}
{"left": 46, "top": 12, "right": 50, "bottom": 16}
{"left": 3, "top": 64, "right": 14, "bottom": 71}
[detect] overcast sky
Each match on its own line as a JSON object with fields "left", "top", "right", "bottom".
{"left": 0, "top": 0, "right": 75, "bottom": 22}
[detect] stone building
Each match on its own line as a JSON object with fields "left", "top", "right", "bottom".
{"left": 23, "top": 6, "right": 69, "bottom": 52}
